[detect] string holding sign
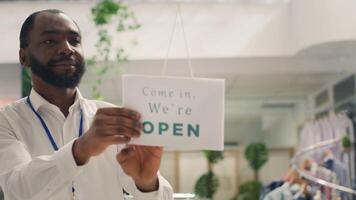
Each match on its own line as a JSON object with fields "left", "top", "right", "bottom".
{"left": 162, "top": 1, "right": 195, "bottom": 78}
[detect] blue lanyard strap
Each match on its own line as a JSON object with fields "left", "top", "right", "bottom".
{"left": 26, "top": 96, "right": 84, "bottom": 151}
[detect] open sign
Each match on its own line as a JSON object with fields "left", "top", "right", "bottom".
{"left": 122, "top": 74, "right": 225, "bottom": 151}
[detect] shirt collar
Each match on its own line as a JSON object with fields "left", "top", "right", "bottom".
{"left": 29, "top": 88, "right": 83, "bottom": 112}
{"left": 69, "top": 89, "right": 84, "bottom": 113}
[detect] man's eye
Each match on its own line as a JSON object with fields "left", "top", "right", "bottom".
{"left": 44, "top": 39, "right": 54, "bottom": 45}
{"left": 70, "top": 38, "right": 81, "bottom": 46}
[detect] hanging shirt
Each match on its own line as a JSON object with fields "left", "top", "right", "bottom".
{"left": 298, "top": 121, "right": 314, "bottom": 152}
{"left": 0, "top": 89, "right": 173, "bottom": 200}
{"left": 327, "top": 113, "right": 355, "bottom": 185}
{"left": 309, "top": 162, "right": 340, "bottom": 200}
{"left": 259, "top": 180, "right": 285, "bottom": 200}
{"left": 337, "top": 113, "right": 355, "bottom": 184}
{"left": 324, "top": 158, "right": 349, "bottom": 200}
{"left": 263, "top": 183, "right": 309, "bottom": 200}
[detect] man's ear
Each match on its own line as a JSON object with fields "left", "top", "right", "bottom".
{"left": 19, "top": 48, "right": 29, "bottom": 68}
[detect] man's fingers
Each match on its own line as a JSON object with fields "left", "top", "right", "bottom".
{"left": 126, "top": 145, "right": 163, "bottom": 159}
{"left": 141, "top": 146, "right": 163, "bottom": 159}
{"left": 116, "top": 146, "right": 135, "bottom": 164}
{"left": 98, "top": 125, "right": 141, "bottom": 138}
{"left": 98, "top": 116, "right": 142, "bottom": 129}
{"left": 96, "top": 107, "right": 141, "bottom": 120}
{"left": 105, "top": 135, "right": 131, "bottom": 145}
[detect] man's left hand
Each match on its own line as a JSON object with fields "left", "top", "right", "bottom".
{"left": 116, "top": 145, "right": 163, "bottom": 192}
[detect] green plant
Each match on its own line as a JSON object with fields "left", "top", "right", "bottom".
{"left": 194, "top": 171, "right": 219, "bottom": 199}
{"left": 230, "top": 181, "right": 262, "bottom": 200}
{"left": 89, "top": 0, "right": 140, "bottom": 100}
{"left": 244, "top": 143, "right": 268, "bottom": 181}
{"left": 21, "top": 68, "right": 32, "bottom": 97}
{"left": 194, "top": 151, "right": 224, "bottom": 199}
{"left": 230, "top": 144, "right": 267, "bottom": 200}
{"left": 203, "top": 150, "right": 224, "bottom": 165}
{"left": 0, "top": 188, "right": 3, "bottom": 200}
{"left": 342, "top": 135, "right": 352, "bottom": 153}
{"left": 342, "top": 135, "right": 352, "bottom": 149}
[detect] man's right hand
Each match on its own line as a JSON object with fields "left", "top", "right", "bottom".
{"left": 72, "top": 107, "right": 141, "bottom": 165}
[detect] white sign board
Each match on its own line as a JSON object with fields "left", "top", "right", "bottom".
{"left": 122, "top": 74, "right": 225, "bottom": 151}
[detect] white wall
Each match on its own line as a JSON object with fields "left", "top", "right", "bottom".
{"left": 2, "top": 0, "right": 356, "bottom": 62}
{"left": 225, "top": 117, "right": 263, "bottom": 144}
{"left": 240, "top": 4, "right": 293, "bottom": 56}
{"left": 292, "top": 0, "right": 356, "bottom": 52}
{"left": 240, "top": 0, "right": 356, "bottom": 56}
{"left": 0, "top": 64, "right": 21, "bottom": 105}
{"left": 260, "top": 100, "right": 308, "bottom": 148}
{"left": 262, "top": 112, "right": 297, "bottom": 147}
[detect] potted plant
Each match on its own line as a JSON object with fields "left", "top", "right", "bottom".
{"left": 231, "top": 143, "right": 268, "bottom": 200}
{"left": 194, "top": 150, "right": 224, "bottom": 200}
{"left": 342, "top": 135, "right": 352, "bottom": 153}
{"left": 231, "top": 181, "right": 263, "bottom": 200}
{"left": 244, "top": 142, "right": 268, "bottom": 181}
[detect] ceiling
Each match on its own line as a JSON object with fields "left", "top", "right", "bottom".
{"left": 0, "top": 1, "right": 287, "bottom": 62}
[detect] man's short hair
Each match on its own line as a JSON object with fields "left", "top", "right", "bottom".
{"left": 19, "top": 9, "right": 65, "bottom": 49}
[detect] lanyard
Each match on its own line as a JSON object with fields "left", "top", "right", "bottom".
{"left": 26, "top": 96, "right": 84, "bottom": 150}
{"left": 26, "top": 96, "right": 84, "bottom": 199}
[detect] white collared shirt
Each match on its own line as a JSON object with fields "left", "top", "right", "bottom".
{"left": 0, "top": 89, "right": 173, "bottom": 200}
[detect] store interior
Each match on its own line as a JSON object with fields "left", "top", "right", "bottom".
{"left": 1, "top": 0, "right": 356, "bottom": 199}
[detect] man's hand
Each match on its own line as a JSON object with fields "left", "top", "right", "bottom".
{"left": 73, "top": 107, "right": 141, "bottom": 165}
{"left": 116, "top": 145, "right": 163, "bottom": 192}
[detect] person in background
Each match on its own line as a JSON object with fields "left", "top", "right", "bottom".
{"left": 0, "top": 9, "right": 173, "bottom": 200}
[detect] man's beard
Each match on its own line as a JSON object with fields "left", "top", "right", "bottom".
{"left": 28, "top": 53, "right": 85, "bottom": 89}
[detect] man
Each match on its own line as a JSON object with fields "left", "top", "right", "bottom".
{"left": 0, "top": 9, "right": 173, "bottom": 200}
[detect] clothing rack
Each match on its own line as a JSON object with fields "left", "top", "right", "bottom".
{"left": 291, "top": 137, "right": 356, "bottom": 195}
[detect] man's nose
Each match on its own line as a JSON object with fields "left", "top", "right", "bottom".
{"left": 57, "top": 40, "right": 74, "bottom": 56}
